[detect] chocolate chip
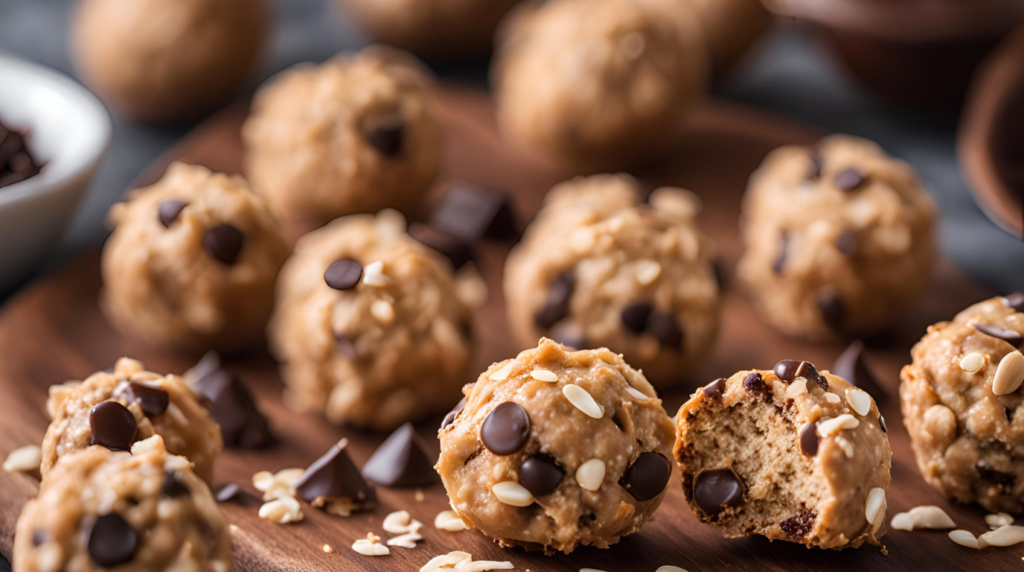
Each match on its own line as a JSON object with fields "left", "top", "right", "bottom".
{"left": 772, "top": 231, "right": 790, "bottom": 275}
{"left": 834, "top": 167, "right": 867, "bottom": 191}
{"left": 157, "top": 200, "right": 188, "bottom": 228}
{"left": 773, "top": 359, "right": 801, "bottom": 382}
{"left": 162, "top": 472, "right": 189, "bottom": 498}
{"left": 429, "top": 184, "right": 519, "bottom": 243}
{"left": 534, "top": 271, "right": 575, "bottom": 329}
{"left": 87, "top": 513, "right": 138, "bottom": 567}
{"left": 203, "top": 224, "right": 244, "bottom": 265}
{"left": 833, "top": 340, "right": 886, "bottom": 401}
{"left": 191, "top": 352, "right": 274, "bottom": 449}
{"left": 440, "top": 398, "right": 466, "bottom": 431}
{"left": 334, "top": 333, "right": 359, "bottom": 360}
{"left": 324, "top": 259, "right": 363, "bottom": 291}
{"left": 807, "top": 151, "right": 823, "bottom": 180}
{"left": 794, "top": 361, "right": 827, "bottom": 391}
{"left": 799, "top": 423, "right": 819, "bottom": 456}
{"left": 89, "top": 401, "right": 137, "bottom": 451}
{"left": 0, "top": 123, "right": 43, "bottom": 189}
{"left": 362, "top": 423, "right": 439, "bottom": 487}
{"left": 817, "top": 288, "right": 845, "bottom": 330}
{"left": 31, "top": 529, "right": 48, "bottom": 547}
{"left": 703, "top": 378, "right": 726, "bottom": 400}
{"left": 780, "top": 509, "right": 817, "bottom": 539}
{"left": 480, "top": 402, "right": 530, "bottom": 456}
{"left": 549, "top": 321, "right": 586, "bottom": 350}
{"left": 519, "top": 453, "right": 564, "bottom": 498}
{"left": 879, "top": 415, "right": 887, "bottom": 434}
{"left": 214, "top": 483, "right": 241, "bottom": 503}
{"left": 127, "top": 381, "right": 169, "bottom": 417}
{"left": 620, "top": 302, "right": 653, "bottom": 334}
{"left": 1003, "top": 293, "right": 1024, "bottom": 313}
{"left": 408, "top": 224, "right": 474, "bottom": 270}
{"left": 692, "top": 468, "right": 744, "bottom": 516}
{"left": 647, "top": 312, "right": 684, "bottom": 350}
{"left": 295, "top": 439, "right": 376, "bottom": 506}
{"left": 835, "top": 228, "right": 857, "bottom": 256}
{"left": 366, "top": 120, "right": 404, "bottom": 157}
{"left": 975, "top": 324, "right": 1024, "bottom": 347}
{"left": 743, "top": 372, "right": 767, "bottom": 394}
{"left": 619, "top": 452, "right": 671, "bottom": 502}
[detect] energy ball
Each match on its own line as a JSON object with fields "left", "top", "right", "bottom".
{"left": 493, "top": 0, "right": 708, "bottom": 169}
{"left": 42, "top": 357, "right": 223, "bottom": 483}
{"left": 335, "top": 0, "right": 523, "bottom": 62}
{"left": 436, "top": 339, "right": 676, "bottom": 553}
{"left": 101, "top": 162, "right": 288, "bottom": 353}
{"left": 268, "top": 211, "right": 475, "bottom": 431}
{"left": 14, "top": 436, "right": 232, "bottom": 572}
{"left": 242, "top": 46, "right": 444, "bottom": 230}
{"left": 505, "top": 174, "right": 720, "bottom": 388}
{"left": 737, "top": 135, "right": 937, "bottom": 341}
{"left": 71, "top": 0, "right": 267, "bottom": 123}
{"left": 675, "top": 361, "right": 892, "bottom": 549}
{"left": 900, "top": 294, "right": 1024, "bottom": 514}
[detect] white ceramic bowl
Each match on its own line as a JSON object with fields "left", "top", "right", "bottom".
{"left": 0, "top": 53, "right": 110, "bottom": 293}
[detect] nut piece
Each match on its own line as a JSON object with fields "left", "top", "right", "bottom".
{"left": 656, "top": 567, "right": 689, "bottom": 572}
{"left": 489, "top": 362, "right": 515, "bottom": 382}
{"left": 817, "top": 414, "right": 860, "bottom": 437}
{"left": 864, "top": 487, "right": 886, "bottom": 525}
{"left": 624, "top": 386, "right": 651, "bottom": 402}
{"left": 352, "top": 533, "right": 390, "bottom": 556}
{"left": 575, "top": 458, "right": 606, "bottom": 491}
{"left": 491, "top": 481, "right": 535, "bottom": 507}
{"left": 979, "top": 525, "right": 1024, "bottom": 547}
{"left": 530, "top": 369, "right": 558, "bottom": 382}
{"left": 890, "top": 505, "right": 956, "bottom": 531}
{"left": 3, "top": 445, "right": 41, "bottom": 474}
{"left": 258, "top": 496, "right": 304, "bottom": 524}
{"left": 253, "top": 468, "right": 304, "bottom": 501}
{"left": 361, "top": 261, "right": 389, "bottom": 287}
{"left": 993, "top": 351, "right": 1024, "bottom": 395}
{"left": 949, "top": 529, "right": 985, "bottom": 549}
{"left": 845, "top": 387, "right": 872, "bottom": 416}
{"left": 986, "top": 512, "right": 1014, "bottom": 529}
{"left": 434, "top": 510, "right": 468, "bottom": 532}
{"left": 959, "top": 352, "right": 986, "bottom": 373}
{"left": 562, "top": 384, "right": 604, "bottom": 419}
{"left": 383, "top": 510, "right": 414, "bottom": 534}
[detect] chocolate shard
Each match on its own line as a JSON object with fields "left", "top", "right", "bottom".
{"left": 214, "top": 483, "right": 241, "bottom": 503}
{"left": 127, "top": 380, "right": 169, "bottom": 417}
{"left": 1003, "top": 293, "right": 1024, "bottom": 313}
{"left": 440, "top": 397, "right": 467, "bottom": 431}
{"left": 534, "top": 271, "right": 575, "bottom": 329}
{"left": 703, "top": 378, "right": 726, "bottom": 400}
{"left": 189, "top": 352, "right": 274, "bottom": 449}
{"left": 362, "top": 423, "right": 440, "bottom": 487}
{"left": 295, "top": 439, "right": 376, "bottom": 515}
{"left": 833, "top": 340, "right": 887, "bottom": 402}
{"left": 974, "top": 324, "right": 1024, "bottom": 348}
{"left": 408, "top": 223, "right": 475, "bottom": 270}
{"left": 429, "top": 184, "right": 519, "bottom": 243}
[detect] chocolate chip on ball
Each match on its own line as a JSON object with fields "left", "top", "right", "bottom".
{"left": 204, "top": 224, "right": 245, "bottom": 265}
{"left": 619, "top": 452, "right": 671, "bottom": 502}
{"left": 692, "top": 467, "right": 745, "bottom": 516}
{"left": 519, "top": 454, "right": 564, "bottom": 498}
{"left": 480, "top": 402, "right": 531, "bottom": 456}
{"left": 89, "top": 401, "right": 137, "bottom": 451}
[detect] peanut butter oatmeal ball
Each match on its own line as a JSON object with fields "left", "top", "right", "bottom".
{"left": 505, "top": 174, "right": 719, "bottom": 388}
{"left": 268, "top": 211, "right": 475, "bottom": 431}
{"left": 14, "top": 436, "right": 232, "bottom": 572}
{"left": 242, "top": 46, "right": 443, "bottom": 229}
{"left": 101, "top": 162, "right": 289, "bottom": 353}
{"left": 72, "top": 0, "right": 267, "bottom": 123}
{"left": 675, "top": 361, "right": 892, "bottom": 549}
{"left": 900, "top": 294, "right": 1024, "bottom": 514}
{"left": 737, "top": 135, "right": 937, "bottom": 341}
{"left": 41, "top": 358, "right": 223, "bottom": 483}
{"left": 493, "top": 0, "right": 708, "bottom": 169}
{"left": 436, "top": 339, "right": 676, "bottom": 553}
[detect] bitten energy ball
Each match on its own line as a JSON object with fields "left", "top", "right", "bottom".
{"left": 737, "top": 135, "right": 937, "bottom": 340}
{"left": 336, "top": 0, "right": 522, "bottom": 61}
{"left": 71, "top": 0, "right": 267, "bottom": 123}
{"left": 900, "top": 294, "right": 1024, "bottom": 514}
{"left": 242, "top": 46, "right": 443, "bottom": 229}
{"left": 505, "top": 174, "right": 719, "bottom": 387}
{"left": 14, "top": 436, "right": 232, "bottom": 572}
{"left": 436, "top": 339, "right": 676, "bottom": 553}
{"left": 675, "top": 361, "right": 891, "bottom": 549}
{"left": 269, "top": 212, "right": 475, "bottom": 431}
{"left": 101, "top": 162, "right": 288, "bottom": 353}
{"left": 493, "top": 0, "right": 707, "bottom": 169}
{"left": 42, "top": 358, "right": 223, "bottom": 483}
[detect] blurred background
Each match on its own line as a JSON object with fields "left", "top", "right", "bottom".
{"left": 0, "top": 0, "right": 1022, "bottom": 299}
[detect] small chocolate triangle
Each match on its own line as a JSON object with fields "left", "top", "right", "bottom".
{"left": 832, "top": 340, "right": 887, "bottom": 403}
{"left": 295, "top": 439, "right": 376, "bottom": 512}
{"left": 429, "top": 184, "right": 519, "bottom": 243}
{"left": 189, "top": 352, "right": 274, "bottom": 449}
{"left": 363, "top": 423, "right": 439, "bottom": 487}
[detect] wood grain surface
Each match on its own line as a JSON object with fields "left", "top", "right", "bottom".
{"left": 0, "top": 86, "right": 1008, "bottom": 571}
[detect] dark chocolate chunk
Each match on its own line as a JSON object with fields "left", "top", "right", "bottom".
{"left": 534, "top": 271, "right": 575, "bottom": 329}
{"left": 366, "top": 120, "right": 404, "bottom": 157}
{"left": 127, "top": 380, "right": 169, "bottom": 417}
{"left": 833, "top": 340, "right": 886, "bottom": 401}
{"left": 295, "top": 439, "right": 376, "bottom": 506}
{"left": 480, "top": 402, "right": 530, "bottom": 456}
{"left": 712, "top": 258, "right": 728, "bottom": 291}
{"left": 773, "top": 359, "right": 802, "bottom": 383}
{"left": 87, "top": 513, "right": 138, "bottom": 567}
{"left": 772, "top": 231, "right": 790, "bottom": 275}
{"left": 162, "top": 472, "right": 189, "bottom": 498}
{"left": 807, "top": 151, "right": 823, "bottom": 180}
{"left": 89, "top": 401, "right": 137, "bottom": 451}
{"left": 743, "top": 372, "right": 767, "bottom": 394}
{"left": 647, "top": 312, "right": 684, "bottom": 351}
{"left": 620, "top": 302, "right": 653, "bottom": 334}
{"left": 31, "top": 529, "right": 48, "bottom": 547}
{"left": 780, "top": 509, "right": 817, "bottom": 539}
{"left": 692, "top": 468, "right": 745, "bottom": 516}
{"left": 441, "top": 398, "right": 466, "bottom": 431}
{"left": 519, "top": 453, "right": 564, "bottom": 498}
{"left": 429, "top": 184, "right": 519, "bottom": 243}
{"left": 975, "top": 324, "right": 1023, "bottom": 347}
{"left": 1003, "top": 293, "right": 1024, "bottom": 313}
{"left": 619, "top": 452, "right": 671, "bottom": 502}
{"left": 408, "top": 224, "right": 474, "bottom": 270}
{"left": 834, "top": 167, "right": 867, "bottom": 191}
{"left": 190, "top": 352, "right": 274, "bottom": 449}
{"left": 549, "top": 321, "right": 586, "bottom": 350}
{"left": 157, "top": 200, "right": 188, "bottom": 228}
{"left": 203, "top": 224, "right": 244, "bottom": 265}
{"left": 835, "top": 228, "right": 857, "bottom": 256}
{"left": 0, "top": 123, "right": 43, "bottom": 189}
{"left": 214, "top": 483, "right": 241, "bottom": 503}
{"left": 703, "top": 378, "right": 726, "bottom": 400}
{"left": 334, "top": 332, "right": 359, "bottom": 360}
{"left": 879, "top": 415, "right": 887, "bottom": 434}
{"left": 799, "top": 422, "right": 819, "bottom": 456}
{"left": 362, "top": 423, "right": 439, "bottom": 487}
{"left": 794, "top": 361, "right": 827, "bottom": 391}
{"left": 817, "top": 288, "right": 845, "bottom": 330}
{"left": 324, "top": 259, "right": 363, "bottom": 291}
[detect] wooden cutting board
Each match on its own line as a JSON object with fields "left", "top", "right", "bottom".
{"left": 0, "top": 86, "right": 1009, "bottom": 571}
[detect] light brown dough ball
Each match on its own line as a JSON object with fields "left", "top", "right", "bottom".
{"left": 505, "top": 174, "right": 720, "bottom": 388}
{"left": 737, "top": 135, "right": 937, "bottom": 341}
{"left": 336, "top": 0, "right": 523, "bottom": 61}
{"left": 493, "top": 0, "right": 708, "bottom": 169}
{"left": 41, "top": 358, "right": 223, "bottom": 483}
{"left": 101, "top": 163, "right": 288, "bottom": 353}
{"left": 71, "top": 0, "right": 267, "bottom": 123}
{"left": 900, "top": 294, "right": 1024, "bottom": 514}
{"left": 437, "top": 339, "right": 676, "bottom": 553}
{"left": 269, "top": 211, "right": 475, "bottom": 431}
{"left": 14, "top": 436, "right": 231, "bottom": 572}
{"left": 675, "top": 362, "right": 891, "bottom": 549}
{"left": 242, "top": 47, "right": 444, "bottom": 230}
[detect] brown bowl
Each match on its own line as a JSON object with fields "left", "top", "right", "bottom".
{"left": 959, "top": 26, "right": 1024, "bottom": 239}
